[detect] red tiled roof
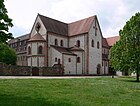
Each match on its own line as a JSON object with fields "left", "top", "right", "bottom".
{"left": 106, "top": 36, "right": 120, "bottom": 46}
{"left": 102, "top": 38, "right": 109, "bottom": 48}
{"left": 69, "top": 45, "right": 84, "bottom": 51}
{"left": 68, "top": 16, "right": 95, "bottom": 36}
{"left": 39, "top": 14, "right": 95, "bottom": 36}
{"left": 8, "top": 34, "right": 30, "bottom": 44}
{"left": 39, "top": 14, "right": 68, "bottom": 36}
{"left": 51, "top": 45, "right": 76, "bottom": 56}
{"left": 28, "top": 33, "right": 45, "bottom": 42}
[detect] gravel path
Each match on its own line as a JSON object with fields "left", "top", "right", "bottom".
{"left": 0, "top": 76, "right": 111, "bottom": 79}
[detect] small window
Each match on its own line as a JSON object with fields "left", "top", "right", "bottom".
{"left": 55, "top": 39, "right": 58, "bottom": 45}
{"left": 55, "top": 58, "right": 57, "bottom": 62}
{"left": 77, "top": 57, "right": 80, "bottom": 63}
{"left": 58, "top": 59, "right": 61, "bottom": 64}
{"left": 68, "top": 58, "right": 71, "bottom": 62}
{"left": 35, "top": 22, "right": 41, "bottom": 32}
{"left": 106, "top": 61, "right": 108, "bottom": 66}
{"left": 95, "top": 27, "right": 97, "bottom": 36}
{"left": 60, "top": 40, "right": 63, "bottom": 46}
{"left": 28, "top": 46, "right": 31, "bottom": 54}
{"left": 91, "top": 40, "right": 94, "bottom": 47}
{"left": 97, "top": 41, "right": 100, "bottom": 49}
{"left": 38, "top": 46, "right": 43, "bottom": 54}
{"left": 102, "top": 61, "right": 104, "bottom": 66}
{"left": 77, "top": 40, "right": 80, "bottom": 47}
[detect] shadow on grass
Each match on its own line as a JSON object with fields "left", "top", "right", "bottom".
{"left": 0, "top": 93, "right": 71, "bottom": 106}
{"left": 119, "top": 77, "right": 140, "bottom": 83}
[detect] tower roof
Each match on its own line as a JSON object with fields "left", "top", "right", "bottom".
{"left": 28, "top": 33, "right": 45, "bottom": 42}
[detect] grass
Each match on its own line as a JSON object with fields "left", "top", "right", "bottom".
{"left": 0, "top": 77, "right": 140, "bottom": 106}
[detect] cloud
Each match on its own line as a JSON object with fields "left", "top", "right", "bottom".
{"left": 5, "top": 0, "right": 140, "bottom": 37}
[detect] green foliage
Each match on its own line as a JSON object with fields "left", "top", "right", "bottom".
{"left": 0, "top": 1, "right": 16, "bottom": 65}
{"left": 0, "top": 43, "right": 17, "bottom": 65}
{"left": 110, "top": 12, "right": 140, "bottom": 81}
{"left": 0, "top": 0, "right": 13, "bottom": 43}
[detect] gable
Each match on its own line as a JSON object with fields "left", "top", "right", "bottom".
{"left": 89, "top": 16, "right": 103, "bottom": 38}
{"left": 30, "top": 14, "right": 47, "bottom": 39}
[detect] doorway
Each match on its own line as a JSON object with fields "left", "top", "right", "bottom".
{"left": 32, "top": 67, "right": 39, "bottom": 76}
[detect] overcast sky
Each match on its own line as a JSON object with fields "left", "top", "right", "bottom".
{"left": 5, "top": 0, "right": 140, "bottom": 38}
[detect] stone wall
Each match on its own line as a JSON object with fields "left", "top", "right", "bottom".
{"left": 41, "top": 67, "right": 64, "bottom": 76}
{"left": 0, "top": 63, "right": 64, "bottom": 76}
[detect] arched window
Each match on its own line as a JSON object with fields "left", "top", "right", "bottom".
{"left": 97, "top": 41, "right": 100, "bottom": 49}
{"left": 77, "top": 57, "right": 80, "bottom": 63}
{"left": 55, "top": 39, "right": 58, "bottom": 45}
{"left": 60, "top": 40, "right": 63, "bottom": 46}
{"left": 68, "top": 58, "right": 71, "bottom": 62}
{"left": 58, "top": 59, "right": 61, "bottom": 64}
{"left": 77, "top": 40, "right": 80, "bottom": 47}
{"left": 91, "top": 40, "right": 94, "bottom": 47}
{"left": 38, "top": 46, "right": 43, "bottom": 54}
{"left": 55, "top": 57, "right": 57, "bottom": 62}
{"left": 28, "top": 46, "right": 31, "bottom": 54}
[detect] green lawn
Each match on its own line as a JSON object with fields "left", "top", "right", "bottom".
{"left": 0, "top": 77, "right": 140, "bottom": 106}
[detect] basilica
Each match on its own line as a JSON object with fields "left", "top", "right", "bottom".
{"left": 9, "top": 14, "right": 119, "bottom": 75}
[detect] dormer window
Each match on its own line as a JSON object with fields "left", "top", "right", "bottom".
{"left": 35, "top": 22, "right": 41, "bottom": 32}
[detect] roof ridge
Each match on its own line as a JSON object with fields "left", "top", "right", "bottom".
{"left": 16, "top": 33, "right": 30, "bottom": 38}
{"left": 28, "top": 33, "right": 45, "bottom": 41}
{"left": 106, "top": 36, "right": 119, "bottom": 39}
{"left": 38, "top": 14, "right": 68, "bottom": 25}
{"left": 68, "top": 15, "right": 96, "bottom": 24}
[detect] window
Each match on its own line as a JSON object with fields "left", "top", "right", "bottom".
{"left": 58, "top": 59, "right": 61, "bottom": 64}
{"left": 77, "top": 40, "right": 80, "bottom": 47}
{"left": 68, "top": 58, "right": 71, "bottom": 62}
{"left": 102, "top": 61, "right": 104, "bottom": 66}
{"left": 28, "top": 46, "right": 31, "bottom": 54}
{"left": 91, "top": 40, "right": 94, "bottom": 47}
{"left": 77, "top": 57, "right": 80, "bottom": 63}
{"left": 55, "top": 58, "right": 57, "bottom": 62}
{"left": 35, "top": 22, "right": 41, "bottom": 32}
{"left": 55, "top": 39, "right": 58, "bottom": 45}
{"left": 38, "top": 46, "right": 43, "bottom": 54}
{"left": 97, "top": 41, "right": 100, "bottom": 49}
{"left": 106, "top": 61, "right": 108, "bottom": 66}
{"left": 60, "top": 40, "right": 63, "bottom": 46}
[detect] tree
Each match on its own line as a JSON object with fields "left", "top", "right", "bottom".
{"left": 110, "top": 12, "right": 140, "bottom": 82}
{"left": 0, "top": 0, "right": 16, "bottom": 65}
{"left": 0, "top": 0, "right": 13, "bottom": 43}
{"left": 0, "top": 43, "right": 17, "bottom": 65}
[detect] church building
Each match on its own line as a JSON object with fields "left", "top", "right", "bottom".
{"left": 8, "top": 14, "right": 110, "bottom": 75}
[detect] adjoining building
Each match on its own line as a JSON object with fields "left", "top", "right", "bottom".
{"left": 8, "top": 14, "right": 112, "bottom": 75}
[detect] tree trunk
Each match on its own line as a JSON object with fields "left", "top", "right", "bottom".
{"left": 136, "top": 70, "right": 139, "bottom": 82}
